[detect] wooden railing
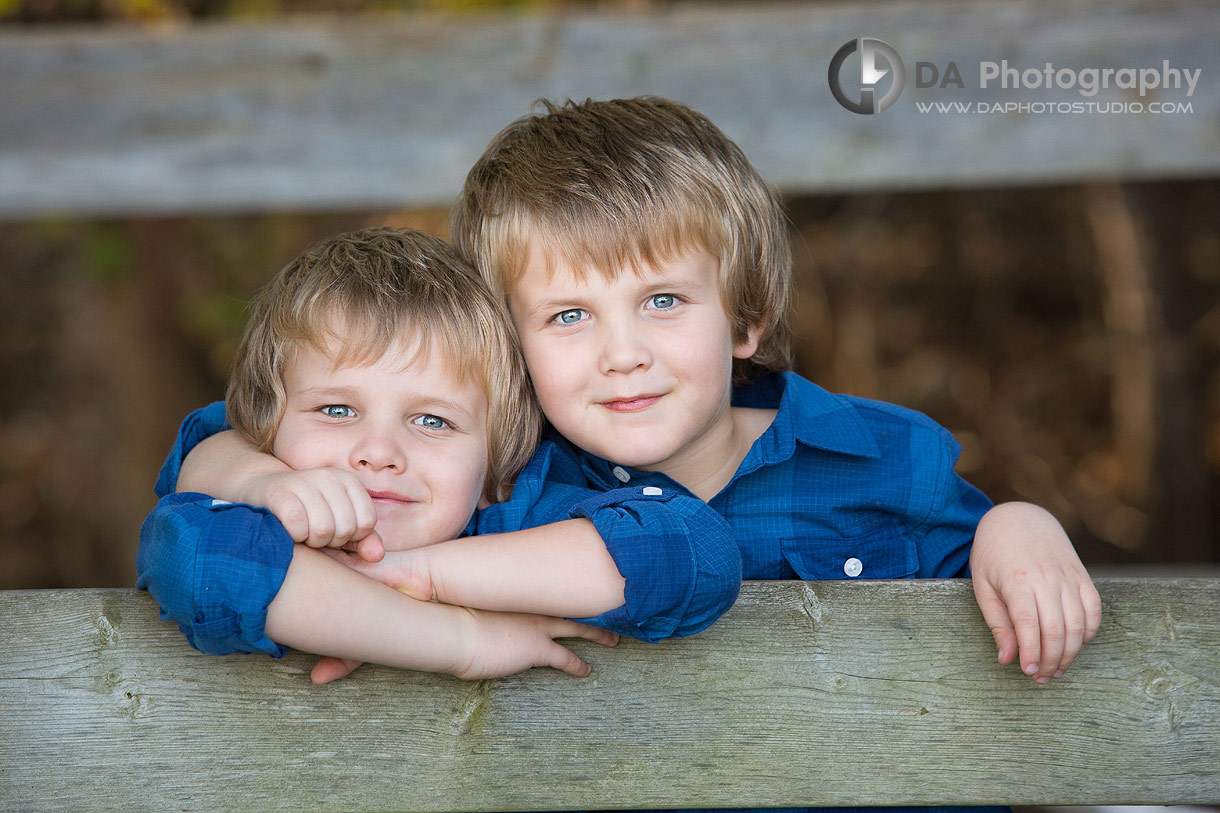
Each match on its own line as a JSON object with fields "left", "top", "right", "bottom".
{"left": 2, "top": 579, "right": 1217, "bottom": 809}
{"left": 1, "top": 0, "right": 1217, "bottom": 219}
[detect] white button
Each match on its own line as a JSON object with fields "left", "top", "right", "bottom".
{"left": 210, "top": 499, "right": 233, "bottom": 507}
{"left": 642, "top": 486, "right": 663, "bottom": 496}
{"left": 844, "top": 557, "right": 863, "bottom": 578}
{"left": 612, "top": 466, "right": 631, "bottom": 483}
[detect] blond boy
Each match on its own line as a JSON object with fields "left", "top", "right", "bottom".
{"left": 361, "top": 97, "right": 1101, "bottom": 684}
{"left": 138, "top": 227, "right": 620, "bottom": 681}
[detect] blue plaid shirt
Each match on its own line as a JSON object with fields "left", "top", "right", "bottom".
{"left": 549, "top": 371, "right": 991, "bottom": 582}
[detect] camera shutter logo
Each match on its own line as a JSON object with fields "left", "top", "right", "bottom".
{"left": 829, "top": 38, "right": 906, "bottom": 114}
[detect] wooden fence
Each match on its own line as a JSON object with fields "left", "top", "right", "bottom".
{"left": 2, "top": 579, "right": 1217, "bottom": 809}
{"left": 1, "top": 0, "right": 1218, "bottom": 218}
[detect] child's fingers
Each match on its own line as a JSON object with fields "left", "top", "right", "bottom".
{"left": 265, "top": 491, "right": 312, "bottom": 543}
{"left": 323, "top": 492, "right": 358, "bottom": 547}
{"left": 562, "top": 621, "right": 620, "bottom": 648}
{"left": 1029, "top": 592, "right": 1065, "bottom": 683}
{"left": 298, "top": 489, "right": 338, "bottom": 548}
{"left": 543, "top": 643, "right": 592, "bottom": 677}
{"left": 1005, "top": 589, "right": 1045, "bottom": 680}
{"left": 351, "top": 530, "right": 385, "bottom": 563}
{"left": 343, "top": 477, "right": 379, "bottom": 543}
{"left": 310, "top": 657, "right": 363, "bottom": 685}
{"left": 1054, "top": 590, "right": 1087, "bottom": 677}
{"left": 1081, "top": 581, "right": 1103, "bottom": 645}
{"left": 972, "top": 579, "right": 1018, "bottom": 665}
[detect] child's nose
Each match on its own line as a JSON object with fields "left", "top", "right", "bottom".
{"left": 598, "top": 319, "right": 652, "bottom": 374}
{"left": 350, "top": 428, "right": 407, "bottom": 472}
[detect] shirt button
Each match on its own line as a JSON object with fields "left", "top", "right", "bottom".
{"left": 642, "top": 486, "right": 663, "bottom": 496}
{"left": 612, "top": 466, "right": 631, "bottom": 483}
{"left": 844, "top": 557, "right": 863, "bottom": 578}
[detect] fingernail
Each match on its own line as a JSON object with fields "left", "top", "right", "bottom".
{"left": 1024, "top": 664, "right": 1038, "bottom": 675}
{"left": 1035, "top": 676, "right": 1049, "bottom": 684}
{"left": 1053, "top": 670, "right": 1064, "bottom": 679}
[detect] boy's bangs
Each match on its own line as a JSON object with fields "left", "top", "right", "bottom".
{"left": 499, "top": 202, "right": 727, "bottom": 287}
{"left": 290, "top": 304, "right": 481, "bottom": 393}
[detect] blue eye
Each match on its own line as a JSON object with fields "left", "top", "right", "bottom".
{"left": 555, "top": 309, "right": 586, "bottom": 325}
{"left": 414, "top": 414, "right": 448, "bottom": 430}
{"left": 649, "top": 294, "right": 677, "bottom": 310}
{"left": 321, "top": 405, "right": 355, "bottom": 419}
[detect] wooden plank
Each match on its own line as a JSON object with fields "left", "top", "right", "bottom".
{"left": 1, "top": 0, "right": 1218, "bottom": 219}
{"left": 1, "top": 579, "right": 1217, "bottom": 810}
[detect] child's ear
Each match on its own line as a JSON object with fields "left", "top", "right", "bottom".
{"left": 732, "top": 322, "right": 764, "bottom": 360}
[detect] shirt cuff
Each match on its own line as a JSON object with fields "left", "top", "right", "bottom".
{"left": 137, "top": 492, "right": 293, "bottom": 657}
{"left": 568, "top": 486, "right": 741, "bottom": 642}
{"left": 155, "top": 401, "right": 231, "bottom": 498}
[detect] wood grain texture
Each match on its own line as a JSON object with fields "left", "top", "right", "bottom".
{"left": 1, "top": 0, "right": 1217, "bottom": 219}
{"left": 1, "top": 579, "right": 1217, "bottom": 810}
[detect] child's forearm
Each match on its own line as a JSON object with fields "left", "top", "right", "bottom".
{"left": 266, "top": 546, "right": 471, "bottom": 674}
{"left": 417, "top": 519, "right": 627, "bottom": 617}
{"left": 178, "top": 430, "right": 289, "bottom": 497}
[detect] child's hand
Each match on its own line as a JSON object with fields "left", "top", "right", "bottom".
{"left": 241, "top": 468, "right": 385, "bottom": 562}
{"left": 453, "top": 609, "right": 619, "bottom": 679}
{"left": 309, "top": 612, "right": 618, "bottom": 684}
{"left": 969, "top": 502, "right": 1102, "bottom": 683}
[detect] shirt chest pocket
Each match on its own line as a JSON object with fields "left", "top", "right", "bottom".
{"left": 780, "top": 529, "right": 918, "bottom": 580}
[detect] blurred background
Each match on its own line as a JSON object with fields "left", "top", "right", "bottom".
{"left": 1, "top": 0, "right": 1218, "bottom": 590}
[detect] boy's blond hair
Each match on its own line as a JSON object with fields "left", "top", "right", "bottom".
{"left": 450, "top": 96, "right": 792, "bottom": 382}
{"left": 227, "top": 227, "right": 541, "bottom": 503}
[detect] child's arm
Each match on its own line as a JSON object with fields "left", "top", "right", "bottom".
{"left": 327, "top": 518, "right": 627, "bottom": 617}
{"left": 327, "top": 476, "right": 742, "bottom": 643}
{"left": 969, "top": 502, "right": 1102, "bottom": 683}
{"left": 137, "top": 493, "right": 616, "bottom": 679}
{"left": 268, "top": 546, "right": 618, "bottom": 680}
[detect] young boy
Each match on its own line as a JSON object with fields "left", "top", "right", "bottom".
{"left": 138, "top": 226, "right": 676, "bottom": 680}
{"left": 348, "top": 96, "right": 1101, "bottom": 685}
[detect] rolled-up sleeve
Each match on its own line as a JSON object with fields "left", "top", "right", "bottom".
{"left": 155, "top": 401, "right": 230, "bottom": 498}
{"left": 567, "top": 486, "right": 741, "bottom": 642}
{"left": 908, "top": 430, "right": 993, "bottom": 578}
{"left": 136, "top": 492, "right": 294, "bottom": 657}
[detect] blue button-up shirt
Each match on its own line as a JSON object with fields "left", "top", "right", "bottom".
{"left": 528, "top": 371, "right": 990, "bottom": 582}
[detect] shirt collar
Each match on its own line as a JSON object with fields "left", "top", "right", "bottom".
{"left": 552, "top": 370, "right": 883, "bottom": 491}
{"left": 736, "top": 371, "right": 882, "bottom": 460}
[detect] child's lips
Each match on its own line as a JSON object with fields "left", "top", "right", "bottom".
{"left": 367, "top": 489, "right": 416, "bottom": 505}
{"left": 599, "top": 394, "right": 664, "bottom": 413}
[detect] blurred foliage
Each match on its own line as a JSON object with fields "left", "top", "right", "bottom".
{"left": 1, "top": 184, "right": 1218, "bottom": 591}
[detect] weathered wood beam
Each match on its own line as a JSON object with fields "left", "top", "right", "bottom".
{"left": 1, "top": 0, "right": 1217, "bottom": 219}
{"left": 1, "top": 579, "right": 1217, "bottom": 809}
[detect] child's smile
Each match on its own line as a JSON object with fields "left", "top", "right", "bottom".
{"left": 508, "top": 238, "right": 763, "bottom": 496}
